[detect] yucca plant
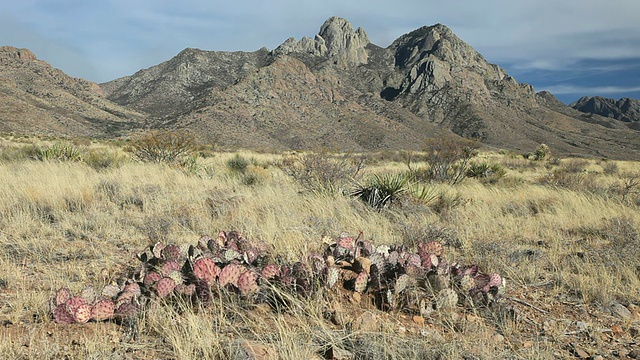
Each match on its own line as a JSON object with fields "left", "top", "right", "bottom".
{"left": 351, "top": 173, "right": 411, "bottom": 210}
{"left": 35, "top": 142, "right": 82, "bottom": 162}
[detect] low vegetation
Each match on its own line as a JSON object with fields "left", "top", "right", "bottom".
{"left": 0, "top": 133, "right": 638, "bottom": 359}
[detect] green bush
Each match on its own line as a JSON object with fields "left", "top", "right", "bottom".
{"left": 352, "top": 173, "right": 410, "bottom": 210}
{"left": 466, "top": 161, "right": 506, "bottom": 183}
{"left": 83, "top": 148, "right": 128, "bottom": 170}
{"left": 35, "top": 142, "right": 82, "bottom": 162}
{"left": 534, "top": 144, "right": 551, "bottom": 161}
{"left": 226, "top": 154, "right": 250, "bottom": 174}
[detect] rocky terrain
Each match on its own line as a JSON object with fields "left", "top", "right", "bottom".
{"left": 1, "top": 18, "right": 640, "bottom": 159}
{"left": 571, "top": 96, "right": 640, "bottom": 125}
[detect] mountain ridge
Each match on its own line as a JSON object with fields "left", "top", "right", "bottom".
{"left": 1, "top": 18, "right": 639, "bottom": 159}
{"left": 570, "top": 96, "right": 640, "bottom": 125}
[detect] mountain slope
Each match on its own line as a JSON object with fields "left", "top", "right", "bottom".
{"left": 0, "top": 46, "right": 145, "bottom": 137}
{"left": 99, "top": 17, "right": 640, "bottom": 158}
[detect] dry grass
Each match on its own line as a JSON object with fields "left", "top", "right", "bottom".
{"left": 0, "top": 139, "right": 639, "bottom": 359}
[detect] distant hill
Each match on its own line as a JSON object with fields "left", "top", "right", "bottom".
{"left": 0, "top": 46, "right": 145, "bottom": 138}
{"left": 1, "top": 18, "right": 639, "bottom": 159}
{"left": 571, "top": 96, "right": 640, "bottom": 127}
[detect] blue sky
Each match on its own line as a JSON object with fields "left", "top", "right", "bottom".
{"left": 2, "top": 0, "right": 639, "bottom": 104}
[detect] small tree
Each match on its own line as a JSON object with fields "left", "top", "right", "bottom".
{"left": 128, "top": 130, "right": 196, "bottom": 163}
{"left": 422, "top": 136, "right": 479, "bottom": 184}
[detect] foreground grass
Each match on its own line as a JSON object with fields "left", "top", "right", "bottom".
{"left": 0, "top": 140, "right": 638, "bottom": 359}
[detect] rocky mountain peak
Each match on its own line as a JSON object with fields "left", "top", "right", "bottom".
{"left": 274, "top": 16, "right": 369, "bottom": 66}
{"left": 0, "top": 46, "right": 37, "bottom": 64}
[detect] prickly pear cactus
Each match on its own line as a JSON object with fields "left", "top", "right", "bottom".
{"left": 237, "top": 271, "right": 259, "bottom": 295}
{"left": 91, "top": 299, "right": 115, "bottom": 321}
{"left": 155, "top": 277, "right": 176, "bottom": 298}
{"left": 49, "top": 230, "right": 506, "bottom": 327}
{"left": 353, "top": 271, "right": 368, "bottom": 293}
{"left": 192, "top": 257, "right": 220, "bottom": 283}
{"left": 218, "top": 264, "right": 246, "bottom": 288}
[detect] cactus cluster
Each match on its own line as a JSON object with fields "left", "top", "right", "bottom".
{"left": 322, "top": 233, "right": 505, "bottom": 314}
{"left": 51, "top": 282, "right": 143, "bottom": 324}
{"left": 51, "top": 230, "right": 505, "bottom": 324}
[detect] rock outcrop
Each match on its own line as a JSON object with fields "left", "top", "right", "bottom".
{"left": 571, "top": 96, "right": 640, "bottom": 123}
{"left": 274, "top": 16, "right": 370, "bottom": 67}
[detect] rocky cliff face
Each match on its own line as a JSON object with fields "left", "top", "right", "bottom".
{"left": 0, "top": 46, "right": 144, "bottom": 137}
{"left": 571, "top": 96, "right": 640, "bottom": 123}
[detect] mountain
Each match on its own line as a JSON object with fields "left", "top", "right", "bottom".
{"left": 100, "top": 17, "right": 639, "bottom": 158}
{"left": 571, "top": 96, "right": 640, "bottom": 126}
{"left": 2, "top": 18, "right": 639, "bottom": 159}
{"left": 0, "top": 46, "right": 145, "bottom": 138}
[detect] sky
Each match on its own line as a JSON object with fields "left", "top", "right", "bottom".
{"left": 2, "top": 0, "right": 640, "bottom": 104}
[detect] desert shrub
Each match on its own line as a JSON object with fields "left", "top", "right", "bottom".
{"left": 127, "top": 130, "right": 196, "bottom": 163}
{"left": 466, "top": 161, "right": 506, "bottom": 183}
{"left": 280, "top": 151, "right": 364, "bottom": 193}
{"left": 0, "top": 144, "right": 38, "bottom": 162}
{"left": 601, "top": 160, "right": 619, "bottom": 175}
{"left": 533, "top": 143, "right": 551, "bottom": 161}
{"left": 351, "top": 172, "right": 410, "bottom": 210}
{"left": 35, "top": 142, "right": 82, "bottom": 162}
{"left": 241, "top": 165, "right": 271, "bottom": 186}
{"left": 561, "top": 158, "right": 589, "bottom": 173}
{"left": 419, "top": 136, "right": 479, "bottom": 184}
{"left": 83, "top": 148, "right": 128, "bottom": 170}
{"left": 608, "top": 172, "right": 640, "bottom": 205}
{"left": 538, "top": 169, "right": 599, "bottom": 192}
{"left": 226, "top": 154, "right": 251, "bottom": 174}
{"left": 430, "top": 190, "right": 466, "bottom": 215}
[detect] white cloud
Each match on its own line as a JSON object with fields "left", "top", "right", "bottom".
{"left": 540, "top": 85, "right": 640, "bottom": 95}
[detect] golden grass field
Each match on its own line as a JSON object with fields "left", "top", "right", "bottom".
{"left": 0, "top": 135, "right": 638, "bottom": 359}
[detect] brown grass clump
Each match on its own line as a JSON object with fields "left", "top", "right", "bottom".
{"left": 0, "top": 137, "right": 639, "bottom": 359}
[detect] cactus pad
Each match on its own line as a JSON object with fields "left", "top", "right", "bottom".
{"left": 73, "top": 303, "right": 92, "bottom": 323}
{"left": 91, "top": 299, "right": 115, "bottom": 321}
{"left": 435, "top": 288, "right": 458, "bottom": 309}
{"left": 161, "top": 260, "right": 181, "bottom": 276}
{"left": 53, "top": 304, "right": 75, "bottom": 324}
{"left": 419, "top": 241, "right": 443, "bottom": 257}
{"left": 218, "top": 264, "right": 246, "bottom": 287}
{"left": 66, "top": 296, "right": 87, "bottom": 314}
{"left": 237, "top": 271, "right": 259, "bottom": 295}
{"left": 261, "top": 264, "right": 280, "bottom": 280}
{"left": 143, "top": 271, "right": 162, "bottom": 287}
{"left": 155, "top": 277, "right": 176, "bottom": 298}
{"left": 354, "top": 271, "right": 368, "bottom": 293}
{"left": 193, "top": 257, "right": 220, "bottom": 283}
{"left": 55, "top": 287, "right": 71, "bottom": 306}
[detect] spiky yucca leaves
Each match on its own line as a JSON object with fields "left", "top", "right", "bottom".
{"left": 351, "top": 172, "right": 411, "bottom": 210}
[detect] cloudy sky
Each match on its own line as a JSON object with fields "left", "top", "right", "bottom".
{"left": 2, "top": 0, "right": 639, "bottom": 104}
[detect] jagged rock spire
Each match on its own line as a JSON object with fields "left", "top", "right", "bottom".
{"left": 274, "top": 16, "right": 370, "bottom": 67}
